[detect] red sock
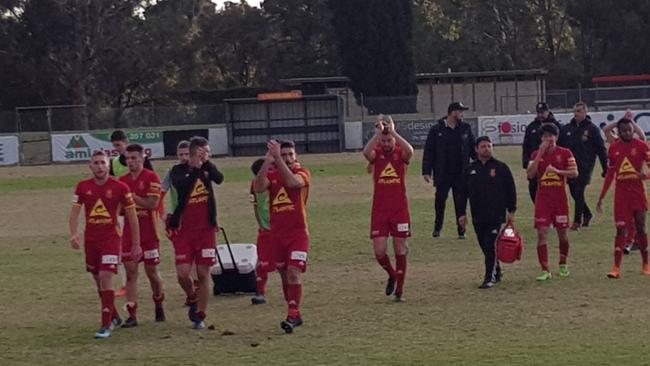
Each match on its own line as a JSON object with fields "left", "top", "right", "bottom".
{"left": 256, "top": 269, "right": 268, "bottom": 296}
{"left": 615, "top": 235, "right": 626, "bottom": 268}
{"left": 537, "top": 244, "right": 549, "bottom": 271}
{"left": 126, "top": 302, "right": 138, "bottom": 320}
{"left": 376, "top": 255, "right": 396, "bottom": 278}
{"left": 286, "top": 284, "right": 302, "bottom": 319}
{"left": 559, "top": 239, "right": 570, "bottom": 265}
{"left": 195, "top": 311, "right": 206, "bottom": 320}
{"left": 395, "top": 255, "right": 407, "bottom": 295}
{"left": 637, "top": 233, "right": 649, "bottom": 265}
{"left": 153, "top": 293, "right": 165, "bottom": 309}
{"left": 99, "top": 290, "right": 115, "bottom": 328}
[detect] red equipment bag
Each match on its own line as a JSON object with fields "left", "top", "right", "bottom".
{"left": 497, "top": 221, "right": 524, "bottom": 263}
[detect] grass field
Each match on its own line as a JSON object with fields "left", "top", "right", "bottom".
{"left": 1, "top": 146, "right": 650, "bottom": 366}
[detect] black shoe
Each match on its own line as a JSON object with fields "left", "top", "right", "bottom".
{"left": 394, "top": 292, "right": 405, "bottom": 302}
{"left": 188, "top": 303, "right": 198, "bottom": 322}
{"left": 111, "top": 316, "right": 122, "bottom": 328}
{"left": 495, "top": 268, "right": 503, "bottom": 283}
{"left": 280, "top": 317, "right": 303, "bottom": 334}
{"left": 385, "top": 276, "right": 396, "bottom": 296}
{"left": 624, "top": 244, "right": 632, "bottom": 255}
{"left": 432, "top": 230, "right": 441, "bottom": 238}
{"left": 155, "top": 307, "right": 165, "bottom": 322}
{"left": 583, "top": 213, "right": 594, "bottom": 227}
{"left": 458, "top": 228, "right": 466, "bottom": 240}
{"left": 121, "top": 317, "right": 138, "bottom": 328}
{"left": 478, "top": 281, "right": 495, "bottom": 289}
{"left": 251, "top": 294, "right": 267, "bottom": 305}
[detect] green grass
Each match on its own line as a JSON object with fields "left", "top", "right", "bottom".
{"left": 1, "top": 146, "right": 648, "bottom": 365}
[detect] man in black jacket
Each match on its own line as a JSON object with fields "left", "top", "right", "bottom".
{"left": 458, "top": 136, "right": 517, "bottom": 289}
{"left": 558, "top": 102, "right": 608, "bottom": 229}
{"left": 166, "top": 136, "right": 224, "bottom": 330}
{"left": 422, "top": 102, "right": 476, "bottom": 239}
{"left": 522, "top": 102, "right": 561, "bottom": 202}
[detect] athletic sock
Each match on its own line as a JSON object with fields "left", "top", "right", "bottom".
{"left": 395, "top": 255, "right": 407, "bottom": 295}
{"left": 537, "top": 244, "right": 549, "bottom": 271}
{"left": 256, "top": 270, "right": 268, "bottom": 296}
{"left": 637, "top": 233, "right": 649, "bottom": 265}
{"left": 615, "top": 235, "right": 626, "bottom": 268}
{"left": 99, "top": 290, "right": 115, "bottom": 328}
{"left": 153, "top": 293, "right": 165, "bottom": 309}
{"left": 126, "top": 302, "right": 138, "bottom": 320}
{"left": 376, "top": 254, "right": 396, "bottom": 278}
{"left": 286, "top": 284, "right": 302, "bottom": 319}
{"left": 559, "top": 239, "right": 570, "bottom": 265}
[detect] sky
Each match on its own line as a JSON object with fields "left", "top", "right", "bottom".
{"left": 212, "top": 0, "right": 262, "bottom": 9}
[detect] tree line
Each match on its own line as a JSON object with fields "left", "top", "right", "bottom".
{"left": 1, "top": 0, "right": 649, "bottom": 127}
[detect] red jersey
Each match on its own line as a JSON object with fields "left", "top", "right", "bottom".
{"left": 607, "top": 139, "right": 650, "bottom": 198}
{"left": 180, "top": 178, "right": 211, "bottom": 231}
{"left": 371, "top": 144, "right": 409, "bottom": 212}
{"left": 531, "top": 146, "right": 576, "bottom": 203}
{"left": 119, "top": 169, "right": 161, "bottom": 243}
{"left": 267, "top": 165, "right": 311, "bottom": 233}
{"left": 73, "top": 177, "right": 135, "bottom": 242}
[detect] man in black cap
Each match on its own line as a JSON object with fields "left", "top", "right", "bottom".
{"left": 422, "top": 102, "right": 476, "bottom": 239}
{"left": 522, "top": 102, "right": 561, "bottom": 202}
{"left": 458, "top": 136, "right": 516, "bottom": 289}
{"left": 558, "top": 102, "right": 608, "bottom": 230}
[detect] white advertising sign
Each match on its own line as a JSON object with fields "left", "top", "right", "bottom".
{"left": 51, "top": 131, "right": 164, "bottom": 162}
{"left": 0, "top": 135, "right": 20, "bottom": 166}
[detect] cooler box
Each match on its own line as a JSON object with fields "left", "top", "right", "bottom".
{"left": 211, "top": 242, "right": 258, "bottom": 295}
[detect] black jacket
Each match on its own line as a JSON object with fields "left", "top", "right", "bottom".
{"left": 558, "top": 116, "right": 607, "bottom": 184}
{"left": 459, "top": 157, "right": 517, "bottom": 226}
{"left": 521, "top": 113, "right": 561, "bottom": 169}
{"left": 422, "top": 117, "right": 476, "bottom": 184}
{"left": 168, "top": 161, "right": 224, "bottom": 229}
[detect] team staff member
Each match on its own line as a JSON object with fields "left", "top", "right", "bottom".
{"left": 109, "top": 130, "right": 154, "bottom": 177}
{"left": 167, "top": 137, "right": 224, "bottom": 330}
{"left": 422, "top": 102, "right": 476, "bottom": 239}
{"left": 363, "top": 115, "right": 414, "bottom": 301}
{"left": 522, "top": 102, "right": 561, "bottom": 202}
{"left": 254, "top": 140, "right": 311, "bottom": 334}
{"left": 459, "top": 136, "right": 516, "bottom": 289}
{"left": 558, "top": 102, "right": 607, "bottom": 229}
{"left": 597, "top": 118, "right": 650, "bottom": 278}
{"left": 527, "top": 124, "right": 578, "bottom": 281}
{"left": 249, "top": 158, "right": 273, "bottom": 305}
{"left": 69, "top": 150, "right": 141, "bottom": 339}
{"left": 119, "top": 144, "right": 165, "bottom": 327}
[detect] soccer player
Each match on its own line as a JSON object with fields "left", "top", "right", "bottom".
{"left": 596, "top": 118, "right": 650, "bottom": 278}
{"left": 253, "top": 140, "right": 311, "bottom": 333}
{"left": 527, "top": 123, "right": 578, "bottom": 281}
{"left": 362, "top": 115, "right": 414, "bottom": 301}
{"left": 69, "top": 150, "right": 141, "bottom": 339}
{"left": 167, "top": 136, "right": 224, "bottom": 329}
{"left": 109, "top": 130, "right": 153, "bottom": 298}
{"left": 249, "top": 158, "right": 273, "bottom": 305}
{"left": 119, "top": 144, "right": 165, "bottom": 327}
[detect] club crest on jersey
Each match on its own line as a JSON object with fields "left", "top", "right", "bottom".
{"left": 378, "top": 162, "right": 401, "bottom": 184}
{"left": 631, "top": 148, "right": 637, "bottom": 156}
{"left": 490, "top": 169, "right": 496, "bottom": 177}
{"left": 555, "top": 155, "right": 562, "bottom": 163}
{"left": 139, "top": 180, "right": 145, "bottom": 191}
{"left": 106, "top": 189, "right": 113, "bottom": 199}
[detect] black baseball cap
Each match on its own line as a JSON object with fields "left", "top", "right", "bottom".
{"left": 536, "top": 102, "right": 549, "bottom": 112}
{"left": 448, "top": 102, "right": 469, "bottom": 113}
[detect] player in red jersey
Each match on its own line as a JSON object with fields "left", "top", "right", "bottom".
{"left": 363, "top": 115, "right": 414, "bottom": 301}
{"left": 167, "top": 136, "right": 224, "bottom": 329}
{"left": 69, "top": 150, "right": 141, "bottom": 339}
{"left": 597, "top": 118, "right": 650, "bottom": 278}
{"left": 119, "top": 144, "right": 165, "bottom": 327}
{"left": 253, "top": 140, "right": 311, "bottom": 334}
{"left": 526, "top": 123, "right": 578, "bottom": 281}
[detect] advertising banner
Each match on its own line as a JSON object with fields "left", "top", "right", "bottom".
{"left": 362, "top": 118, "right": 478, "bottom": 147}
{"left": 0, "top": 135, "right": 20, "bottom": 166}
{"left": 52, "top": 131, "right": 164, "bottom": 162}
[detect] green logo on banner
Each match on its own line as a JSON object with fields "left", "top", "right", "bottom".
{"left": 66, "top": 135, "right": 89, "bottom": 149}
